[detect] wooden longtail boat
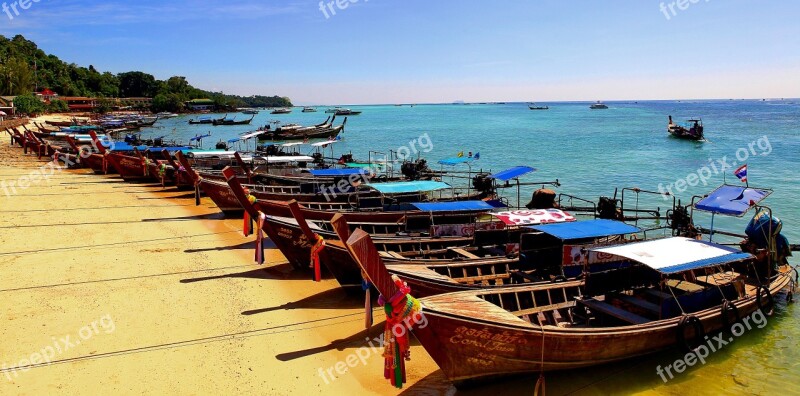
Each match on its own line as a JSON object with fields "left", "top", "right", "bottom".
{"left": 668, "top": 115, "right": 704, "bottom": 141}
{"left": 345, "top": 186, "right": 798, "bottom": 388}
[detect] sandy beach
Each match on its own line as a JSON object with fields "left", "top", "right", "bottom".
{"left": 0, "top": 118, "right": 447, "bottom": 395}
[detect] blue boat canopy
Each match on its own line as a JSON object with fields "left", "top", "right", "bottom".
{"left": 365, "top": 181, "right": 450, "bottom": 194}
{"left": 438, "top": 157, "right": 476, "bottom": 166}
{"left": 189, "top": 133, "right": 212, "bottom": 142}
{"left": 308, "top": 169, "right": 369, "bottom": 177}
{"left": 529, "top": 219, "right": 640, "bottom": 240}
{"left": 107, "top": 143, "right": 148, "bottom": 151}
{"left": 694, "top": 185, "right": 772, "bottom": 217}
{"left": 592, "top": 237, "right": 753, "bottom": 274}
{"left": 410, "top": 201, "right": 494, "bottom": 212}
{"left": 490, "top": 166, "right": 537, "bottom": 181}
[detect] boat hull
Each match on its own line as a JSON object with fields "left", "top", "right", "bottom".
{"left": 412, "top": 274, "right": 791, "bottom": 386}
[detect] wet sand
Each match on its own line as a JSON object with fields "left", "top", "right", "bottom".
{"left": 0, "top": 122, "right": 449, "bottom": 395}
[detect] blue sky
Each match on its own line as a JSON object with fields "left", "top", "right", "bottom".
{"left": 2, "top": 0, "right": 798, "bottom": 104}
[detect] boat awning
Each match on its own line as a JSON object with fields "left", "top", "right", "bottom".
{"left": 529, "top": 219, "right": 640, "bottom": 240}
{"left": 694, "top": 185, "right": 772, "bottom": 217}
{"left": 311, "top": 140, "right": 338, "bottom": 147}
{"left": 189, "top": 133, "right": 211, "bottom": 142}
{"left": 438, "top": 157, "right": 475, "bottom": 166}
{"left": 490, "top": 166, "right": 536, "bottom": 181}
{"left": 308, "top": 169, "right": 369, "bottom": 177}
{"left": 365, "top": 181, "right": 450, "bottom": 194}
{"left": 184, "top": 150, "right": 238, "bottom": 158}
{"left": 591, "top": 237, "right": 753, "bottom": 274}
{"left": 282, "top": 142, "right": 304, "bottom": 147}
{"left": 240, "top": 131, "right": 265, "bottom": 140}
{"left": 410, "top": 201, "right": 494, "bottom": 212}
{"left": 257, "top": 156, "right": 315, "bottom": 163}
{"left": 491, "top": 209, "right": 577, "bottom": 226}
{"left": 108, "top": 143, "right": 148, "bottom": 151}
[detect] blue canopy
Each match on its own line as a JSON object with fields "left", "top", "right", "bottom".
{"left": 190, "top": 133, "right": 211, "bottom": 142}
{"left": 411, "top": 201, "right": 494, "bottom": 212}
{"left": 308, "top": 169, "right": 369, "bottom": 177}
{"left": 107, "top": 143, "right": 148, "bottom": 151}
{"left": 592, "top": 237, "right": 753, "bottom": 274}
{"left": 438, "top": 157, "right": 476, "bottom": 166}
{"left": 490, "top": 166, "right": 537, "bottom": 181}
{"left": 694, "top": 185, "right": 772, "bottom": 217}
{"left": 365, "top": 181, "right": 450, "bottom": 194}
{"left": 529, "top": 219, "right": 640, "bottom": 240}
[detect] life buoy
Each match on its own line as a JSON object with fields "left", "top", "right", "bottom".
{"left": 676, "top": 315, "right": 705, "bottom": 351}
{"left": 721, "top": 300, "right": 740, "bottom": 330}
{"left": 756, "top": 285, "right": 774, "bottom": 316}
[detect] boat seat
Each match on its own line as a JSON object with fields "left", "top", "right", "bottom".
{"left": 448, "top": 248, "right": 480, "bottom": 259}
{"left": 613, "top": 294, "right": 661, "bottom": 315}
{"left": 642, "top": 288, "right": 674, "bottom": 301}
{"left": 579, "top": 298, "right": 650, "bottom": 325}
{"left": 666, "top": 279, "right": 705, "bottom": 294}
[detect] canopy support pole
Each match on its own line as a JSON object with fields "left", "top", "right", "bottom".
{"left": 709, "top": 213, "right": 716, "bottom": 242}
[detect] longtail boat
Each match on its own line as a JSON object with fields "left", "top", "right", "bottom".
{"left": 344, "top": 185, "right": 797, "bottom": 388}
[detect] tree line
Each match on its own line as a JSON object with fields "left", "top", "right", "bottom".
{"left": 0, "top": 34, "right": 292, "bottom": 114}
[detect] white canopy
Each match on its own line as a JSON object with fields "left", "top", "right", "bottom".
{"left": 591, "top": 237, "right": 753, "bottom": 274}
{"left": 255, "top": 155, "right": 315, "bottom": 163}
{"left": 311, "top": 140, "right": 339, "bottom": 147}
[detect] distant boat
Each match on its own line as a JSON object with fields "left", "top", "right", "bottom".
{"left": 189, "top": 114, "right": 226, "bottom": 125}
{"left": 528, "top": 103, "right": 549, "bottom": 110}
{"left": 334, "top": 108, "right": 362, "bottom": 116}
{"left": 241, "top": 108, "right": 260, "bottom": 115}
{"left": 590, "top": 101, "right": 609, "bottom": 109}
{"left": 271, "top": 108, "right": 292, "bottom": 114}
{"left": 302, "top": 107, "right": 317, "bottom": 113}
{"left": 667, "top": 115, "right": 704, "bottom": 141}
{"left": 156, "top": 112, "right": 178, "bottom": 118}
{"left": 325, "top": 107, "right": 342, "bottom": 113}
{"left": 213, "top": 115, "right": 255, "bottom": 126}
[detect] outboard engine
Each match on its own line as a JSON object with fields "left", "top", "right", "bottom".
{"left": 339, "top": 154, "right": 354, "bottom": 164}
{"left": 153, "top": 137, "right": 163, "bottom": 147}
{"left": 124, "top": 134, "right": 136, "bottom": 144}
{"left": 215, "top": 140, "right": 228, "bottom": 150}
{"left": 472, "top": 173, "right": 495, "bottom": 197}
{"left": 597, "top": 196, "right": 623, "bottom": 221}
{"left": 526, "top": 188, "right": 558, "bottom": 209}
{"left": 742, "top": 210, "right": 792, "bottom": 266}
{"left": 401, "top": 161, "right": 420, "bottom": 180}
{"left": 312, "top": 152, "right": 324, "bottom": 165}
{"left": 668, "top": 204, "right": 698, "bottom": 238}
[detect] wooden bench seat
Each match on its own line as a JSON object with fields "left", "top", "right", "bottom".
{"left": 694, "top": 271, "right": 741, "bottom": 287}
{"left": 579, "top": 298, "right": 650, "bottom": 325}
{"left": 666, "top": 279, "right": 705, "bottom": 293}
{"left": 614, "top": 294, "right": 661, "bottom": 315}
{"left": 448, "top": 248, "right": 480, "bottom": 259}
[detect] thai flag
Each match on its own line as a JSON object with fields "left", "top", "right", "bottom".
{"left": 734, "top": 165, "right": 747, "bottom": 182}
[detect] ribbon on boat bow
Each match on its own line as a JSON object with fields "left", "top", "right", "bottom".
{"left": 242, "top": 194, "right": 257, "bottom": 237}
{"left": 310, "top": 235, "right": 325, "bottom": 282}
{"left": 142, "top": 158, "right": 151, "bottom": 177}
{"left": 379, "top": 275, "right": 423, "bottom": 389}
{"left": 254, "top": 212, "right": 266, "bottom": 264}
{"left": 363, "top": 272, "right": 373, "bottom": 329}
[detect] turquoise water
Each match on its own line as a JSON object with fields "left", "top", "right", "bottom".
{"left": 149, "top": 101, "right": 799, "bottom": 394}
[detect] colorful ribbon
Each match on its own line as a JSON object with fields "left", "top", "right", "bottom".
{"left": 310, "top": 235, "right": 325, "bottom": 282}
{"left": 255, "top": 212, "right": 266, "bottom": 264}
{"left": 378, "top": 275, "right": 422, "bottom": 389}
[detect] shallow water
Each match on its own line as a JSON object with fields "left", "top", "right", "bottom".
{"left": 148, "top": 100, "right": 799, "bottom": 394}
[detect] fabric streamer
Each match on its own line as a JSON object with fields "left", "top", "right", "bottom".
{"left": 254, "top": 212, "right": 266, "bottom": 264}
{"left": 310, "top": 235, "right": 325, "bottom": 282}
{"left": 362, "top": 277, "right": 373, "bottom": 329}
{"left": 378, "top": 275, "right": 423, "bottom": 389}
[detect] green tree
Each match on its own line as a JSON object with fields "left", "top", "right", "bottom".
{"left": 152, "top": 93, "right": 185, "bottom": 113}
{"left": 118, "top": 71, "right": 158, "bottom": 97}
{"left": 47, "top": 99, "right": 69, "bottom": 113}
{"left": 13, "top": 93, "right": 46, "bottom": 115}
{"left": 0, "top": 57, "right": 34, "bottom": 95}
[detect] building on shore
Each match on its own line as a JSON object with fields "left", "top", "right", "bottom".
{"left": 185, "top": 99, "right": 215, "bottom": 111}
